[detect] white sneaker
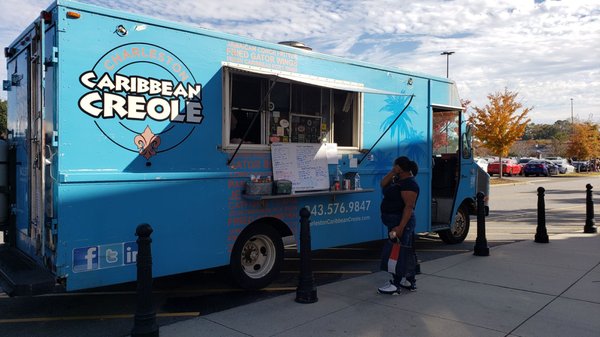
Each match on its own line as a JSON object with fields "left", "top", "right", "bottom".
{"left": 399, "top": 279, "right": 417, "bottom": 292}
{"left": 377, "top": 281, "right": 399, "bottom": 295}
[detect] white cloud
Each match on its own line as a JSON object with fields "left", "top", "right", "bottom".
{"left": 1, "top": 0, "right": 598, "bottom": 123}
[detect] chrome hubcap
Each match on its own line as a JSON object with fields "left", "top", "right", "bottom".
{"left": 452, "top": 212, "right": 467, "bottom": 237}
{"left": 240, "top": 234, "right": 276, "bottom": 279}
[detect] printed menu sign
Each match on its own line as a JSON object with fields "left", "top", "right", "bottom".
{"left": 271, "top": 143, "right": 329, "bottom": 192}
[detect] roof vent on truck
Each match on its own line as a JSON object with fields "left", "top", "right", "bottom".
{"left": 277, "top": 41, "right": 312, "bottom": 51}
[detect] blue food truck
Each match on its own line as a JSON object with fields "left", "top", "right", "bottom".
{"left": 0, "top": 0, "right": 489, "bottom": 295}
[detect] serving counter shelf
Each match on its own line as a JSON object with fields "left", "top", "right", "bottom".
{"left": 242, "top": 188, "right": 375, "bottom": 206}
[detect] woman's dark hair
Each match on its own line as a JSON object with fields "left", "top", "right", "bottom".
{"left": 394, "top": 156, "right": 418, "bottom": 176}
{"left": 393, "top": 156, "right": 411, "bottom": 172}
{"left": 409, "top": 160, "right": 419, "bottom": 176}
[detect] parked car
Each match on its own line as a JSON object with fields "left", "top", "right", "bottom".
{"left": 523, "top": 160, "right": 559, "bottom": 177}
{"left": 487, "top": 159, "right": 521, "bottom": 176}
{"left": 573, "top": 160, "right": 591, "bottom": 172}
{"left": 551, "top": 159, "right": 575, "bottom": 174}
{"left": 517, "top": 157, "right": 536, "bottom": 175}
{"left": 475, "top": 157, "right": 489, "bottom": 172}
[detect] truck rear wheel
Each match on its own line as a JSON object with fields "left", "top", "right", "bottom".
{"left": 438, "top": 206, "right": 470, "bottom": 244}
{"left": 230, "top": 225, "right": 283, "bottom": 289}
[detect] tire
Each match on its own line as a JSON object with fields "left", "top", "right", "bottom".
{"left": 438, "top": 206, "right": 470, "bottom": 244}
{"left": 230, "top": 225, "right": 283, "bottom": 289}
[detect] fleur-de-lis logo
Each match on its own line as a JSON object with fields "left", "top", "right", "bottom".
{"left": 134, "top": 126, "right": 161, "bottom": 160}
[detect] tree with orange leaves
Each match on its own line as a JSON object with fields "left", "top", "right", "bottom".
{"left": 567, "top": 121, "right": 600, "bottom": 160}
{"left": 468, "top": 89, "right": 531, "bottom": 177}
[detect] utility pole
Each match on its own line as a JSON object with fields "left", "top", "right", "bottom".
{"left": 441, "top": 51, "right": 454, "bottom": 78}
{"left": 570, "top": 98, "right": 574, "bottom": 124}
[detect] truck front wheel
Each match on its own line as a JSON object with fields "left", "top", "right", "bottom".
{"left": 438, "top": 206, "right": 470, "bottom": 244}
{"left": 230, "top": 225, "right": 283, "bottom": 289}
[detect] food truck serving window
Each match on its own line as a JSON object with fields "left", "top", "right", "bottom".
{"left": 224, "top": 67, "right": 361, "bottom": 148}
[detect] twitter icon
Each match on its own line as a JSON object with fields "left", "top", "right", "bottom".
{"left": 99, "top": 243, "right": 123, "bottom": 268}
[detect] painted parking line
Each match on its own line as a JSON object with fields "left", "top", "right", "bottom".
{"left": 0, "top": 312, "right": 200, "bottom": 324}
{"left": 32, "top": 286, "right": 296, "bottom": 297}
{"left": 285, "top": 257, "right": 381, "bottom": 262}
{"left": 415, "top": 249, "right": 471, "bottom": 252}
{"left": 281, "top": 270, "right": 372, "bottom": 274}
{"left": 323, "top": 247, "right": 380, "bottom": 251}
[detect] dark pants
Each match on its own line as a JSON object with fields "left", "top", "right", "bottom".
{"left": 380, "top": 213, "right": 417, "bottom": 286}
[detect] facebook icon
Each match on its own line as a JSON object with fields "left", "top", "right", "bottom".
{"left": 73, "top": 246, "right": 99, "bottom": 273}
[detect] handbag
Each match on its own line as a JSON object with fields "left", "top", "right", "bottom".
{"left": 381, "top": 238, "right": 402, "bottom": 273}
{"left": 387, "top": 240, "right": 401, "bottom": 273}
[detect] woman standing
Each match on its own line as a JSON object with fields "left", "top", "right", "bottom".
{"left": 378, "top": 156, "right": 419, "bottom": 294}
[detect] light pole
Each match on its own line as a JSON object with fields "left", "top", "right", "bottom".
{"left": 441, "top": 51, "right": 454, "bottom": 78}
{"left": 570, "top": 98, "right": 574, "bottom": 124}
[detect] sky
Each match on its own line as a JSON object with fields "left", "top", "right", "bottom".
{"left": 0, "top": 0, "right": 598, "bottom": 124}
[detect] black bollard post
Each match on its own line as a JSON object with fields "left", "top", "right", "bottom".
{"left": 474, "top": 192, "right": 490, "bottom": 256}
{"left": 131, "top": 224, "right": 159, "bottom": 337}
{"left": 584, "top": 184, "right": 598, "bottom": 233}
{"left": 535, "top": 187, "right": 549, "bottom": 243}
{"left": 295, "top": 207, "right": 318, "bottom": 303}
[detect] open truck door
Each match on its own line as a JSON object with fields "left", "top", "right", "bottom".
{"left": 0, "top": 15, "right": 56, "bottom": 296}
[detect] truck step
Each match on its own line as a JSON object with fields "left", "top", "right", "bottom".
{"left": 0, "top": 245, "right": 57, "bottom": 296}
{"left": 431, "top": 223, "right": 450, "bottom": 232}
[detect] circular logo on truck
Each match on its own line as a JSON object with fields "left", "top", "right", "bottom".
{"left": 78, "top": 42, "right": 203, "bottom": 160}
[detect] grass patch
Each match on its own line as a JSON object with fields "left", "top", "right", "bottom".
{"left": 490, "top": 177, "right": 520, "bottom": 185}
{"left": 564, "top": 172, "right": 600, "bottom": 177}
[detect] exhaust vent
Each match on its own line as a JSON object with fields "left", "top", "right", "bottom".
{"left": 278, "top": 41, "right": 312, "bottom": 51}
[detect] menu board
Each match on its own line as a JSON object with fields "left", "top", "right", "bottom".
{"left": 271, "top": 143, "right": 329, "bottom": 192}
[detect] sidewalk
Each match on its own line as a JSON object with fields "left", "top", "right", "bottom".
{"left": 161, "top": 232, "right": 600, "bottom": 337}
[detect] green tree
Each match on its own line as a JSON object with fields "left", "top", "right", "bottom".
{"left": 0, "top": 99, "right": 7, "bottom": 138}
{"left": 523, "top": 123, "right": 547, "bottom": 140}
{"left": 523, "top": 120, "right": 570, "bottom": 141}
{"left": 552, "top": 120, "right": 571, "bottom": 141}
{"left": 468, "top": 88, "right": 532, "bottom": 177}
